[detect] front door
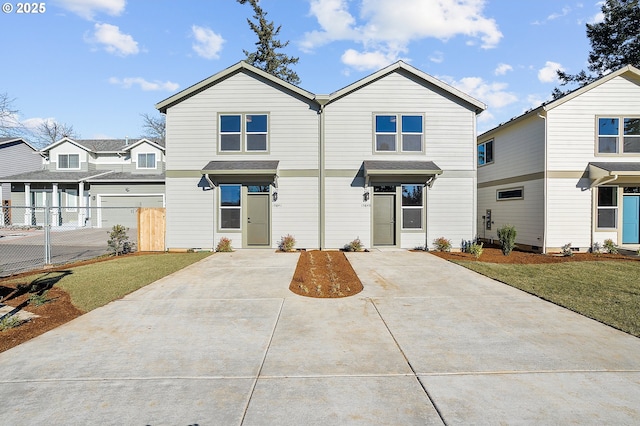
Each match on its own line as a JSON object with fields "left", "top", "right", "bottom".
{"left": 247, "top": 193, "right": 270, "bottom": 246}
{"left": 623, "top": 195, "right": 640, "bottom": 244}
{"left": 373, "top": 193, "right": 396, "bottom": 245}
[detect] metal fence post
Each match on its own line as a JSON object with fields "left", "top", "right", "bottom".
{"left": 44, "top": 202, "right": 51, "bottom": 265}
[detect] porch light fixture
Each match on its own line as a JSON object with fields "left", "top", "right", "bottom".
{"left": 272, "top": 191, "right": 278, "bottom": 202}
{"left": 363, "top": 190, "right": 370, "bottom": 202}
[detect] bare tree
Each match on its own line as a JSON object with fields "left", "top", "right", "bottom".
{"left": 0, "top": 92, "right": 22, "bottom": 137}
{"left": 140, "top": 113, "right": 165, "bottom": 143}
{"left": 33, "top": 120, "right": 78, "bottom": 146}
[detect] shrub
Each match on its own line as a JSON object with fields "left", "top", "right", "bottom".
{"left": 107, "top": 224, "right": 134, "bottom": 256}
{"left": 215, "top": 237, "right": 233, "bottom": 252}
{"left": 278, "top": 234, "right": 296, "bottom": 252}
{"left": 468, "top": 242, "right": 484, "bottom": 259}
{"left": 561, "top": 243, "right": 574, "bottom": 257}
{"left": 28, "top": 291, "right": 50, "bottom": 307}
{"left": 497, "top": 225, "right": 517, "bottom": 256}
{"left": 591, "top": 242, "right": 602, "bottom": 256}
{"left": 433, "top": 237, "right": 452, "bottom": 252}
{"left": 0, "top": 314, "right": 24, "bottom": 331}
{"left": 603, "top": 239, "right": 618, "bottom": 254}
{"left": 343, "top": 238, "right": 363, "bottom": 252}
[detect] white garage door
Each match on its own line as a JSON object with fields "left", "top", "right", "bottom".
{"left": 100, "top": 195, "right": 164, "bottom": 229}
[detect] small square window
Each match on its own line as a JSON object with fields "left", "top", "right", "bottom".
{"left": 137, "top": 153, "right": 156, "bottom": 169}
{"left": 478, "top": 140, "right": 494, "bottom": 165}
{"left": 375, "top": 114, "right": 423, "bottom": 153}
{"left": 58, "top": 154, "right": 80, "bottom": 169}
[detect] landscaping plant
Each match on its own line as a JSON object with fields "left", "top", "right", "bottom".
{"left": 497, "top": 225, "right": 517, "bottom": 256}
{"left": 343, "top": 237, "right": 363, "bottom": 252}
{"left": 216, "top": 237, "right": 233, "bottom": 252}
{"left": 603, "top": 238, "right": 618, "bottom": 254}
{"left": 433, "top": 237, "right": 452, "bottom": 252}
{"left": 561, "top": 243, "right": 574, "bottom": 257}
{"left": 591, "top": 242, "right": 602, "bottom": 256}
{"left": 107, "top": 224, "right": 133, "bottom": 256}
{"left": 278, "top": 234, "right": 296, "bottom": 252}
{"left": 468, "top": 242, "right": 484, "bottom": 259}
{"left": 0, "top": 314, "right": 24, "bottom": 332}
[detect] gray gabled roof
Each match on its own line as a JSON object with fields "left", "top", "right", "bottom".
{"left": 0, "top": 170, "right": 113, "bottom": 183}
{"left": 0, "top": 137, "right": 37, "bottom": 151}
{"left": 363, "top": 160, "right": 443, "bottom": 175}
{"left": 201, "top": 160, "right": 279, "bottom": 175}
{"left": 156, "top": 62, "right": 316, "bottom": 113}
{"left": 86, "top": 172, "right": 165, "bottom": 182}
{"left": 41, "top": 138, "right": 165, "bottom": 154}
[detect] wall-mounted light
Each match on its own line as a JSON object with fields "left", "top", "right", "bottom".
{"left": 272, "top": 192, "right": 278, "bottom": 202}
{"left": 125, "top": 187, "right": 130, "bottom": 192}
{"left": 363, "top": 190, "right": 370, "bottom": 202}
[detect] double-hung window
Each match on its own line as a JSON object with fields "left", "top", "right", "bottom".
{"left": 597, "top": 117, "right": 640, "bottom": 154}
{"left": 58, "top": 154, "right": 80, "bottom": 169}
{"left": 219, "top": 184, "right": 241, "bottom": 229}
{"left": 478, "top": 140, "right": 494, "bottom": 165}
{"left": 137, "top": 153, "right": 156, "bottom": 169}
{"left": 401, "top": 184, "right": 423, "bottom": 229}
{"left": 220, "top": 114, "right": 268, "bottom": 152}
{"left": 375, "top": 114, "right": 423, "bottom": 152}
{"left": 597, "top": 186, "right": 617, "bottom": 229}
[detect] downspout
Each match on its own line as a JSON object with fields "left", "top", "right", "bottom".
{"left": 315, "top": 96, "right": 329, "bottom": 250}
{"left": 537, "top": 112, "right": 548, "bottom": 254}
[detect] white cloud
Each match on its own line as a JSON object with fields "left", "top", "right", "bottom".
{"left": 341, "top": 49, "right": 398, "bottom": 71}
{"left": 429, "top": 51, "right": 444, "bottom": 64}
{"left": 494, "top": 63, "right": 513, "bottom": 75}
{"left": 538, "top": 61, "right": 564, "bottom": 83}
{"left": 547, "top": 6, "right": 572, "bottom": 21}
{"left": 109, "top": 77, "right": 179, "bottom": 92}
{"left": 89, "top": 23, "right": 139, "bottom": 56}
{"left": 54, "top": 0, "right": 125, "bottom": 20}
{"left": 191, "top": 25, "right": 225, "bottom": 59}
{"left": 302, "top": 0, "right": 502, "bottom": 70}
{"left": 442, "top": 75, "right": 518, "bottom": 109}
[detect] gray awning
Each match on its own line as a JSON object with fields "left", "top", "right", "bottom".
{"left": 363, "top": 160, "right": 442, "bottom": 185}
{"left": 589, "top": 162, "right": 640, "bottom": 187}
{"left": 201, "top": 160, "right": 279, "bottom": 185}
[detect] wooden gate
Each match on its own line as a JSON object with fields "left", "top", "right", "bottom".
{"left": 137, "top": 207, "right": 166, "bottom": 251}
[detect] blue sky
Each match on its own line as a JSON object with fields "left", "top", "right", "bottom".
{"left": 0, "top": 0, "right": 604, "bottom": 144}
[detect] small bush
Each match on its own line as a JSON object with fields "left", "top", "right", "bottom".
{"left": 603, "top": 238, "right": 618, "bottom": 254}
{"left": 343, "top": 238, "right": 363, "bottom": 252}
{"left": 215, "top": 237, "right": 233, "bottom": 252}
{"left": 278, "top": 234, "right": 296, "bottom": 252}
{"left": 497, "top": 225, "right": 517, "bottom": 256}
{"left": 591, "top": 242, "right": 602, "bottom": 256}
{"left": 468, "top": 242, "right": 484, "bottom": 259}
{"left": 433, "top": 237, "right": 452, "bottom": 252}
{"left": 107, "top": 224, "right": 134, "bottom": 256}
{"left": 561, "top": 243, "right": 574, "bottom": 257}
{"left": 28, "top": 291, "right": 50, "bottom": 307}
{"left": 0, "top": 314, "right": 24, "bottom": 331}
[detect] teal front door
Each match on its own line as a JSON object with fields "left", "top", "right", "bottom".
{"left": 623, "top": 196, "right": 640, "bottom": 244}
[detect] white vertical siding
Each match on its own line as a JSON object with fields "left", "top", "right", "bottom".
{"left": 165, "top": 177, "right": 215, "bottom": 249}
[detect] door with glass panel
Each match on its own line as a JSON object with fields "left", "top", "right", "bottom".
{"left": 373, "top": 186, "right": 396, "bottom": 246}
{"left": 247, "top": 185, "right": 270, "bottom": 246}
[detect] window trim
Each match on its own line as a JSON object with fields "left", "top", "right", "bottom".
{"left": 218, "top": 184, "right": 242, "bottom": 230}
{"left": 478, "top": 139, "right": 494, "bottom": 166}
{"left": 401, "top": 184, "right": 424, "bottom": 230}
{"left": 373, "top": 113, "right": 424, "bottom": 154}
{"left": 65, "top": 189, "right": 78, "bottom": 212}
{"left": 57, "top": 153, "right": 80, "bottom": 170}
{"left": 596, "top": 185, "right": 618, "bottom": 230}
{"left": 496, "top": 187, "right": 523, "bottom": 201}
{"left": 219, "top": 113, "right": 269, "bottom": 154}
{"left": 136, "top": 152, "right": 157, "bottom": 169}
{"left": 596, "top": 116, "right": 640, "bottom": 155}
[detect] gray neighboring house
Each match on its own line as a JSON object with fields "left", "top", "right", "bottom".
{"left": 1, "top": 137, "right": 41, "bottom": 225}
{"left": 2, "top": 137, "right": 165, "bottom": 228}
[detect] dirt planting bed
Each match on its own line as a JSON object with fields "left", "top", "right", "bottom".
{"left": 289, "top": 250, "right": 363, "bottom": 298}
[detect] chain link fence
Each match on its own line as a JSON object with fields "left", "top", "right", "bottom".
{"left": 1, "top": 205, "right": 138, "bottom": 277}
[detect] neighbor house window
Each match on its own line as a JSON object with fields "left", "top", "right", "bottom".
{"left": 597, "top": 117, "right": 640, "bottom": 154}
{"left": 219, "top": 184, "right": 241, "bottom": 229}
{"left": 402, "top": 184, "right": 423, "bottom": 229}
{"left": 220, "top": 114, "right": 268, "bottom": 152}
{"left": 597, "top": 186, "right": 617, "bottom": 228}
{"left": 497, "top": 187, "right": 523, "bottom": 201}
{"left": 478, "top": 140, "right": 494, "bottom": 165}
{"left": 137, "top": 153, "right": 156, "bottom": 169}
{"left": 375, "top": 114, "right": 423, "bottom": 152}
{"left": 65, "top": 189, "right": 77, "bottom": 212}
{"left": 58, "top": 154, "right": 80, "bottom": 169}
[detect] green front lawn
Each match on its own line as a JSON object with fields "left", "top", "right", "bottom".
{"left": 3, "top": 252, "right": 212, "bottom": 312}
{"left": 455, "top": 260, "right": 640, "bottom": 337}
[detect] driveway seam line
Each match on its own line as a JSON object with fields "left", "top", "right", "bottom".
{"left": 368, "top": 298, "right": 448, "bottom": 426}
{"left": 239, "top": 297, "right": 285, "bottom": 425}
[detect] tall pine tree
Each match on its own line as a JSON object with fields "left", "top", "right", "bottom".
{"left": 554, "top": 0, "right": 640, "bottom": 98}
{"left": 237, "top": 0, "right": 301, "bottom": 85}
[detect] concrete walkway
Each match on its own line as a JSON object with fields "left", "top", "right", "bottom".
{"left": 1, "top": 250, "right": 639, "bottom": 424}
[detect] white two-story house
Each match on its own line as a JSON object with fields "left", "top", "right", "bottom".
{"left": 477, "top": 65, "right": 640, "bottom": 252}
{"left": 2, "top": 137, "right": 165, "bottom": 229}
{"left": 157, "top": 61, "right": 485, "bottom": 250}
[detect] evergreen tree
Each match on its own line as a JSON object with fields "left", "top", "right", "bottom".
{"left": 554, "top": 0, "right": 640, "bottom": 98}
{"left": 237, "top": 0, "right": 301, "bottom": 85}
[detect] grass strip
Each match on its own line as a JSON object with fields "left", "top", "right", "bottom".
{"left": 455, "top": 260, "right": 640, "bottom": 337}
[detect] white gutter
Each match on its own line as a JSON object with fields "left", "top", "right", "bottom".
{"left": 537, "top": 113, "right": 548, "bottom": 254}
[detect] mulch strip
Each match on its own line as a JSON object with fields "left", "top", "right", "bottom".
{"left": 289, "top": 250, "right": 363, "bottom": 298}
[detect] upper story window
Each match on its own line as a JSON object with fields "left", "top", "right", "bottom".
{"left": 597, "top": 117, "right": 640, "bottom": 154}
{"left": 478, "top": 140, "right": 494, "bottom": 166}
{"left": 58, "top": 154, "right": 80, "bottom": 169}
{"left": 220, "top": 114, "right": 268, "bottom": 152}
{"left": 374, "top": 114, "right": 423, "bottom": 153}
{"left": 137, "top": 153, "right": 156, "bottom": 169}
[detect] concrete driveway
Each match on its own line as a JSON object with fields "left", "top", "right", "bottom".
{"left": 1, "top": 250, "right": 639, "bottom": 424}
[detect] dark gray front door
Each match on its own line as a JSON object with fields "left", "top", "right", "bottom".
{"left": 247, "top": 193, "right": 270, "bottom": 245}
{"left": 373, "top": 193, "right": 395, "bottom": 245}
